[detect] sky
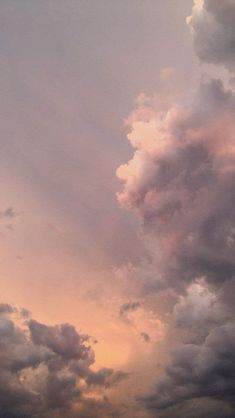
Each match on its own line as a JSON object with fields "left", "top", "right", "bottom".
{"left": 0, "top": 1, "right": 235, "bottom": 417}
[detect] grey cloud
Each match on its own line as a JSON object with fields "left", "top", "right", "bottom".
{"left": 86, "top": 368, "right": 129, "bottom": 388}
{"left": 119, "top": 301, "right": 140, "bottom": 317}
{"left": 117, "top": 77, "right": 235, "bottom": 416}
{"left": 187, "top": 0, "right": 235, "bottom": 72}
{"left": 0, "top": 207, "right": 19, "bottom": 235}
{"left": 0, "top": 304, "right": 126, "bottom": 418}
{"left": 115, "top": 261, "right": 167, "bottom": 299}
{"left": 172, "top": 280, "right": 229, "bottom": 334}
{"left": 117, "top": 79, "right": 235, "bottom": 291}
{"left": 0, "top": 303, "right": 14, "bottom": 314}
{"left": 0, "top": 207, "right": 17, "bottom": 219}
{"left": 142, "top": 322, "right": 235, "bottom": 414}
{"left": 140, "top": 332, "right": 150, "bottom": 343}
{"left": 28, "top": 320, "right": 92, "bottom": 363}
{"left": 20, "top": 308, "right": 31, "bottom": 318}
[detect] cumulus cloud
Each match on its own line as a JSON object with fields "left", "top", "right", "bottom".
{"left": 0, "top": 303, "right": 15, "bottom": 314}
{"left": 187, "top": 0, "right": 235, "bottom": 72}
{"left": 142, "top": 322, "right": 235, "bottom": 415}
{"left": 117, "top": 76, "right": 235, "bottom": 414}
{"left": 173, "top": 279, "right": 220, "bottom": 328}
{"left": 115, "top": 1, "right": 235, "bottom": 415}
{"left": 0, "top": 304, "right": 128, "bottom": 418}
{"left": 117, "top": 79, "right": 235, "bottom": 290}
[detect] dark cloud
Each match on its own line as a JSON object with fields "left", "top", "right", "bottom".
{"left": 0, "top": 303, "right": 15, "bottom": 314}
{"left": 0, "top": 207, "right": 17, "bottom": 219}
{"left": 140, "top": 332, "right": 150, "bottom": 343}
{"left": 187, "top": 0, "right": 235, "bottom": 72}
{"left": 142, "top": 322, "right": 235, "bottom": 415}
{"left": 117, "top": 75, "right": 235, "bottom": 415}
{"left": 86, "top": 368, "right": 129, "bottom": 388}
{"left": 28, "top": 320, "right": 92, "bottom": 362}
{"left": 0, "top": 304, "right": 127, "bottom": 418}
{"left": 115, "top": 1, "right": 235, "bottom": 416}
{"left": 172, "top": 280, "right": 232, "bottom": 343}
{"left": 119, "top": 301, "right": 140, "bottom": 317}
{"left": 0, "top": 207, "right": 19, "bottom": 235}
{"left": 117, "top": 79, "right": 235, "bottom": 292}
{"left": 20, "top": 308, "right": 31, "bottom": 318}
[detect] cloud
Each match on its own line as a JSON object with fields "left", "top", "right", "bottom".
{"left": 140, "top": 332, "right": 150, "bottom": 343}
{"left": 0, "top": 303, "right": 15, "bottom": 314}
{"left": 119, "top": 301, "right": 140, "bottom": 317}
{"left": 86, "top": 368, "right": 129, "bottom": 388}
{"left": 119, "top": 299, "right": 165, "bottom": 345}
{"left": 117, "top": 79, "right": 235, "bottom": 290}
{"left": 187, "top": 0, "right": 235, "bottom": 72}
{"left": 142, "top": 322, "right": 235, "bottom": 414}
{"left": 0, "top": 304, "right": 127, "bottom": 418}
{"left": 115, "top": 1, "right": 235, "bottom": 416}
{"left": 28, "top": 320, "right": 92, "bottom": 362}
{"left": 0, "top": 207, "right": 19, "bottom": 235}
{"left": 114, "top": 261, "right": 166, "bottom": 297}
{"left": 117, "top": 76, "right": 235, "bottom": 415}
{"left": 172, "top": 279, "right": 234, "bottom": 346}
{"left": 173, "top": 279, "right": 216, "bottom": 327}
{"left": 0, "top": 207, "right": 17, "bottom": 219}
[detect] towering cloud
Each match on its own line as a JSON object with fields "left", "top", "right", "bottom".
{"left": 1, "top": 1, "right": 235, "bottom": 417}
{"left": 117, "top": 79, "right": 235, "bottom": 290}
{"left": 116, "top": 2, "right": 235, "bottom": 416}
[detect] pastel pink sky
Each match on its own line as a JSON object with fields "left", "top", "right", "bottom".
{"left": 0, "top": 0, "right": 196, "bottom": 363}
{"left": 1, "top": 1, "right": 234, "bottom": 417}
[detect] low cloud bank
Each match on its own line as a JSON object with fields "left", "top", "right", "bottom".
{"left": 0, "top": 303, "right": 127, "bottom": 418}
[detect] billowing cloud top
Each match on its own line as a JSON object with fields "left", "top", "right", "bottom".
{"left": 116, "top": 1, "right": 235, "bottom": 416}
{"left": 117, "top": 79, "right": 235, "bottom": 290}
{"left": 187, "top": 0, "right": 235, "bottom": 71}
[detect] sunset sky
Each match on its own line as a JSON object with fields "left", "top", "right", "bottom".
{"left": 0, "top": 1, "right": 235, "bottom": 417}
